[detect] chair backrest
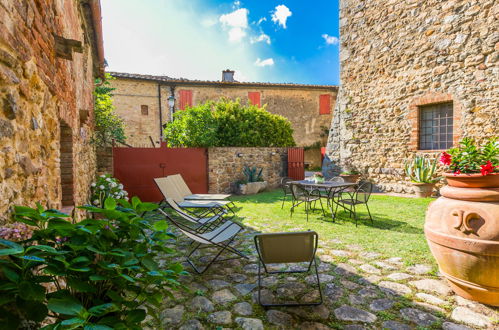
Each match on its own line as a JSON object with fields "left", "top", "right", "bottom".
{"left": 169, "top": 174, "right": 192, "bottom": 197}
{"left": 154, "top": 177, "right": 184, "bottom": 203}
{"left": 254, "top": 231, "right": 318, "bottom": 264}
{"left": 355, "top": 181, "right": 373, "bottom": 203}
{"left": 164, "top": 197, "right": 200, "bottom": 223}
{"left": 281, "top": 177, "right": 293, "bottom": 194}
{"left": 291, "top": 183, "right": 311, "bottom": 199}
{"left": 158, "top": 209, "right": 213, "bottom": 244}
{"left": 328, "top": 176, "right": 344, "bottom": 183}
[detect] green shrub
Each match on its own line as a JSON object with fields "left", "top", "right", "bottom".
{"left": 163, "top": 98, "right": 295, "bottom": 147}
{"left": 0, "top": 197, "right": 183, "bottom": 329}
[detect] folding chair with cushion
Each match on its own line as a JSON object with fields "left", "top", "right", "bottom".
{"left": 280, "top": 177, "right": 293, "bottom": 209}
{"left": 254, "top": 231, "right": 322, "bottom": 307}
{"left": 158, "top": 209, "right": 247, "bottom": 274}
{"left": 164, "top": 197, "right": 227, "bottom": 232}
{"left": 290, "top": 183, "right": 325, "bottom": 221}
{"left": 169, "top": 174, "right": 231, "bottom": 201}
{"left": 154, "top": 177, "right": 234, "bottom": 217}
{"left": 333, "top": 181, "right": 374, "bottom": 226}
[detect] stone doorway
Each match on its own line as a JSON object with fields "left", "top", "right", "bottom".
{"left": 60, "top": 122, "right": 74, "bottom": 207}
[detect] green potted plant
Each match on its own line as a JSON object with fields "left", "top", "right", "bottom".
{"left": 340, "top": 168, "right": 361, "bottom": 183}
{"left": 439, "top": 137, "right": 499, "bottom": 188}
{"left": 236, "top": 166, "right": 267, "bottom": 194}
{"left": 404, "top": 156, "right": 440, "bottom": 197}
{"left": 313, "top": 172, "right": 325, "bottom": 184}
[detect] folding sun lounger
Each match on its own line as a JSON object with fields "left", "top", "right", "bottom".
{"left": 154, "top": 177, "right": 235, "bottom": 217}
{"left": 254, "top": 231, "right": 323, "bottom": 307}
{"left": 158, "top": 209, "right": 247, "bottom": 274}
{"left": 163, "top": 197, "right": 227, "bottom": 232}
{"left": 169, "top": 174, "right": 231, "bottom": 201}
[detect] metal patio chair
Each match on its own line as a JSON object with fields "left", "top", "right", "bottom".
{"left": 254, "top": 231, "right": 322, "bottom": 307}
{"left": 163, "top": 197, "right": 227, "bottom": 232}
{"left": 290, "top": 183, "right": 325, "bottom": 221}
{"left": 280, "top": 177, "right": 293, "bottom": 209}
{"left": 333, "top": 181, "right": 374, "bottom": 226}
{"left": 158, "top": 209, "right": 248, "bottom": 274}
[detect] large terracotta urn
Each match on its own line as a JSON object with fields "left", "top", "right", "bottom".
{"left": 425, "top": 173, "right": 499, "bottom": 306}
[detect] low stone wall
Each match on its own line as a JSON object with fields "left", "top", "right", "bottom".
{"left": 207, "top": 147, "right": 288, "bottom": 194}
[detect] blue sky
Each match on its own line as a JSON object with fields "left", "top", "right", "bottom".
{"left": 101, "top": 0, "right": 340, "bottom": 85}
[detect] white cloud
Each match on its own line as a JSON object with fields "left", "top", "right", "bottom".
{"left": 255, "top": 58, "right": 274, "bottom": 67}
{"left": 257, "top": 17, "right": 266, "bottom": 25}
{"left": 201, "top": 17, "right": 218, "bottom": 27}
{"left": 251, "top": 33, "right": 271, "bottom": 45}
{"left": 271, "top": 5, "right": 292, "bottom": 29}
{"left": 322, "top": 34, "right": 339, "bottom": 45}
{"left": 219, "top": 8, "right": 249, "bottom": 42}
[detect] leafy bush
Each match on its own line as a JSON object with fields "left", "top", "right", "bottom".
{"left": 0, "top": 197, "right": 183, "bottom": 329}
{"left": 440, "top": 137, "right": 499, "bottom": 174}
{"left": 94, "top": 74, "right": 127, "bottom": 147}
{"left": 91, "top": 174, "right": 129, "bottom": 207}
{"left": 405, "top": 156, "right": 440, "bottom": 183}
{"left": 163, "top": 98, "right": 295, "bottom": 147}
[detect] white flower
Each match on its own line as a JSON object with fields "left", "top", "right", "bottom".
{"left": 110, "top": 182, "right": 117, "bottom": 188}
{"left": 118, "top": 184, "right": 123, "bottom": 189}
{"left": 100, "top": 175, "right": 105, "bottom": 178}
{"left": 91, "top": 183, "right": 96, "bottom": 187}
{"left": 99, "top": 185, "right": 105, "bottom": 190}
{"left": 106, "top": 178, "right": 112, "bottom": 182}
{"left": 124, "top": 191, "right": 128, "bottom": 196}
{"left": 93, "top": 199, "right": 99, "bottom": 205}
{"left": 125, "top": 197, "right": 129, "bottom": 201}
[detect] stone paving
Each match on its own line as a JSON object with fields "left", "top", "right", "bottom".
{"left": 149, "top": 224, "right": 498, "bottom": 330}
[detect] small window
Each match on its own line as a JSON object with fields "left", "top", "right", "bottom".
{"left": 141, "top": 105, "right": 148, "bottom": 115}
{"left": 319, "top": 94, "right": 331, "bottom": 115}
{"left": 419, "top": 102, "right": 453, "bottom": 150}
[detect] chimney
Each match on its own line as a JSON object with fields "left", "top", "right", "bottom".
{"left": 222, "top": 69, "right": 235, "bottom": 82}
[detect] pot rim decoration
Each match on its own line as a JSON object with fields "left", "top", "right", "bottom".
{"left": 443, "top": 172, "right": 499, "bottom": 188}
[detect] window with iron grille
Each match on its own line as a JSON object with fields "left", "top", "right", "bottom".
{"left": 419, "top": 102, "right": 453, "bottom": 150}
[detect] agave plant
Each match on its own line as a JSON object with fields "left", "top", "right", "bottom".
{"left": 243, "top": 165, "right": 264, "bottom": 182}
{"left": 405, "top": 156, "right": 440, "bottom": 183}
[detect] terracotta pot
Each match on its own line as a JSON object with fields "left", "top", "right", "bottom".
{"left": 425, "top": 184, "right": 499, "bottom": 306}
{"left": 340, "top": 174, "right": 361, "bottom": 183}
{"left": 443, "top": 172, "right": 499, "bottom": 188}
{"left": 411, "top": 182, "right": 435, "bottom": 198}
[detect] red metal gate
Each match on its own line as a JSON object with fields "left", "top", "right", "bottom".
{"left": 113, "top": 146, "right": 208, "bottom": 202}
{"left": 287, "top": 147, "right": 304, "bottom": 180}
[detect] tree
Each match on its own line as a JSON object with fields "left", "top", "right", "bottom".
{"left": 93, "top": 74, "right": 126, "bottom": 147}
{"left": 163, "top": 98, "right": 295, "bottom": 147}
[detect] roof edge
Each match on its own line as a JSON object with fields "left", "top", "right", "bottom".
{"left": 108, "top": 71, "right": 339, "bottom": 90}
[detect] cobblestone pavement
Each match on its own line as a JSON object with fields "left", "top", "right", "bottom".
{"left": 150, "top": 223, "right": 498, "bottom": 330}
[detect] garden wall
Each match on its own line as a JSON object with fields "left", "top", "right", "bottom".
{"left": 0, "top": 0, "right": 104, "bottom": 223}
{"left": 207, "top": 147, "right": 288, "bottom": 194}
{"left": 325, "top": 0, "right": 499, "bottom": 194}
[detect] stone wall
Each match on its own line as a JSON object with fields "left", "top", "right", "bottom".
{"left": 208, "top": 148, "right": 288, "bottom": 194}
{"left": 109, "top": 77, "right": 337, "bottom": 154}
{"left": 0, "top": 0, "right": 103, "bottom": 223}
{"left": 325, "top": 0, "right": 499, "bottom": 194}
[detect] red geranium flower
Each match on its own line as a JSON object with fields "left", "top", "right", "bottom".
{"left": 480, "top": 161, "right": 495, "bottom": 176}
{"left": 453, "top": 169, "right": 461, "bottom": 176}
{"left": 439, "top": 152, "right": 452, "bottom": 166}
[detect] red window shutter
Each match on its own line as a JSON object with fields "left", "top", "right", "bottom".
{"left": 248, "top": 92, "right": 261, "bottom": 107}
{"left": 179, "top": 90, "right": 193, "bottom": 110}
{"left": 319, "top": 94, "right": 331, "bottom": 115}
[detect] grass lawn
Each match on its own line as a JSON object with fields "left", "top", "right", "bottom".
{"left": 231, "top": 190, "right": 436, "bottom": 266}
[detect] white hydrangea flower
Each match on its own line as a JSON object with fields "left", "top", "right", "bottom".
{"left": 124, "top": 191, "right": 128, "bottom": 196}
{"left": 125, "top": 197, "right": 129, "bottom": 201}
{"left": 91, "top": 183, "right": 96, "bottom": 187}
{"left": 100, "top": 175, "right": 106, "bottom": 178}
{"left": 110, "top": 182, "right": 117, "bottom": 188}
{"left": 118, "top": 184, "right": 123, "bottom": 189}
{"left": 93, "top": 199, "right": 99, "bottom": 205}
{"left": 106, "top": 178, "right": 112, "bottom": 182}
{"left": 99, "top": 185, "right": 105, "bottom": 190}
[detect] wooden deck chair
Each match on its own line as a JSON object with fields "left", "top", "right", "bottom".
{"left": 154, "top": 177, "right": 233, "bottom": 218}
{"left": 254, "top": 231, "right": 323, "bottom": 307}
{"left": 158, "top": 209, "right": 248, "bottom": 274}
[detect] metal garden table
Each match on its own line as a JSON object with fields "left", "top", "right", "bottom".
{"left": 290, "top": 180, "right": 357, "bottom": 221}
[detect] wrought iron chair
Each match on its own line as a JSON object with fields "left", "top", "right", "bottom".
{"left": 333, "top": 181, "right": 374, "bottom": 226}
{"left": 290, "top": 183, "right": 325, "bottom": 222}
{"left": 280, "top": 177, "right": 293, "bottom": 209}
{"left": 254, "top": 231, "right": 322, "bottom": 307}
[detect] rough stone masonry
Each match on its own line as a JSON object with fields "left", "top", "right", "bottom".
{"left": 0, "top": 0, "right": 104, "bottom": 223}
{"left": 324, "top": 0, "right": 499, "bottom": 193}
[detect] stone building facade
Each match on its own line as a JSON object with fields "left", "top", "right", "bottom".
{"left": 108, "top": 71, "right": 337, "bottom": 167}
{"left": 0, "top": 0, "right": 104, "bottom": 222}
{"left": 325, "top": 0, "right": 499, "bottom": 193}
